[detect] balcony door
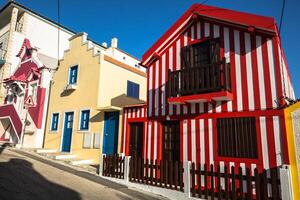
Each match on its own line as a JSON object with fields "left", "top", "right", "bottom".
{"left": 162, "top": 121, "right": 180, "bottom": 162}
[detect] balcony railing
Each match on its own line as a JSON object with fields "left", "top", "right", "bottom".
{"left": 169, "top": 59, "right": 231, "bottom": 98}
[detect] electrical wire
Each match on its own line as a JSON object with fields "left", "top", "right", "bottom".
{"left": 57, "top": 0, "right": 60, "bottom": 67}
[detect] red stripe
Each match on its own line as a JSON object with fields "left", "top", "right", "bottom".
{"left": 121, "top": 109, "right": 125, "bottom": 153}
{"left": 279, "top": 114, "right": 290, "bottom": 164}
{"left": 219, "top": 26, "right": 227, "bottom": 113}
{"left": 239, "top": 31, "right": 249, "bottom": 111}
{"left": 266, "top": 116, "right": 277, "bottom": 168}
{"left": 180, "top": 120, "right": 183, "bottom": 161}
{"left": 229, "top": 28, "right": 237, "bottom": 112}
{"left": 151, "top": 121, "right": 155, "bottom": 160}
{"left": 261, "top": 37, "right": 273, "bottom": 109}
{"left": 158, "top": 58, "right": 162, "bottom": 116}
{"left": 255, "top": 117, "right": 264, "bottom": 171}
{"left": 152, "top": 63, "right": 156, "bottom": 117}
{"left": 179, "top": 34, "right": 184, "bottom": 115}
{"left": 250, "top": 34, "right": 261, "bottom": 110}
{"left": 165, "top": 49, "right": 169, "bottom": 115}
{"left": 142, "top": 121, "right": 147, "bottom": 159}
{"left": 172, "top": 42, "right": 177, "bottom": 115}
{"left": 158, "top": 122, "right": 162, "bottom": 161}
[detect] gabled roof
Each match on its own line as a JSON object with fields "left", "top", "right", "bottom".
{"left": 142, "top": 4, "right": 277, "bottom": 64}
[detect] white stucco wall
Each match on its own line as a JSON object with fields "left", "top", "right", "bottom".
{"left": 25, "top": 14, "right": 72, "bottom": 60}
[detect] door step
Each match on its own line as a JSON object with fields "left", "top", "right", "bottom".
{"left": 35, "top": 148, "right": 57, "bottom": 154}
{"left": 70, "top": 159, "right": 94, "bottom": 166}
{"left": 53, "top": 153, "right": 76, "bottom": 160}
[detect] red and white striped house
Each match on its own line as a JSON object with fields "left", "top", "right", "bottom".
{"left": 121, "top": 4, "right": 295, "bottom": 173}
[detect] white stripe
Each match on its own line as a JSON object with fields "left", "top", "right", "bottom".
{"left": 260, "top": 117, "right": 269, "bottom": 169}
{"left": 141, "top": 107, "right": 144, "bottom": 117}
{"left": 153, "top": 121, "right": 158, "bottom": 160}
{"left": 162, "top": 54, "right": 166, "bottom": 116}
{"left": 216, "top": 102, "right": 221, "bottom": 113}
{"left": 122, "top": 110, "right": 127, "bottom": 152}
{"left": 199, "top": 119, "right": 205, "bottom": 164}
{"left": 191, "top": 25, "right": 195, "bottom": 41}
{"left": 176, "top": 39, "right": 181, "bottom": 115}
{"left": 196, "top": 21, "right": 201, "bottom": 39}
{"left": 168, "top": 47, "right": 174, "bottom": 115}
{"left": 183, "top": 121, "right": 188, "bottom": 162}
{"left": 208, "top": 119, "right": 213, "bottom": 165}
{"left": 183, "top": 105, "right": 188, "bottom": 114}
{"left": 273, "top": 116, "right": 282, "bottom": 166}
{"left": 224, "top": 27, "right": 232, "bottom": 111}
{"left": 155, "top": 61, "right": 159, "bottom": 116}
{"left": 137, "top": 108, "right": 140, "bottom": 118}
{"left": 128, "top": 109, "right": 131, "bottom": 118}
{"left": 267, "top": 39, "right": 278, "bottom": 108}
{"left": 256, "top": 36, "right": 266, "bottom": 110}
{"left": 191, "top": 120, "right": 196, "bottom": 163}
{"left": 148, "top": 65, "right": 153, "bottom": 116}
{"left": 191, "top": 103, "right": 196, "bottom": 114}
{"left": 245, "top": 33, "right": 255, "bottom": 111}
{"left": 184, "top": 31, "right": 188, "bottom": 46}
{"left": 204, "top": 23, "right": 210, "bottom": 37}
{"left": 147, "top": 122, "right": 152, "bottom": 160}
{"left": 213, "top": 25, "right": 220, "bottom": 38}
{"left": 278, "top": 45, "right": 285, "bottom": 98}
{"left": 234, "top": 30, "right": 243, "bottom": 111}
{"left": 251, "top": 164, "right": 256, "bottom": 176}
{"left": 208, "top": 103, "right": 213, "bottom": 113}
{"left": 132, "top": 109, "right": 136, "bottom": 118}
{"left": 199, "top": 103, "right": 204, "bottom": 113}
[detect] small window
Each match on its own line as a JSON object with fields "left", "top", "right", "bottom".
{"left": 127, "top": 81, "right": 140, "bottom": 99}
{"left": 28, "top": 82, "right": 38, "bottom": 103}
{"left": 69, "top": 65, "right": 78, "bottom": 84}
{"left": 217, "top": 117, "right": 258, "bottom": 159}
{"left": 80, "top": 110, "right": 90, "bottom": 130}
{"left": 51, "top": 113, "right": 59, "bottom": 131}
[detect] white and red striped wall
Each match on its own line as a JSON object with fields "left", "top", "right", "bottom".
{"left": 121, "top": 6, "right": 294, "bottom": 173}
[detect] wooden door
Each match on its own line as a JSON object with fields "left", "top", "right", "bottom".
{"left": 62, "top": 112, "right": 74, "bottom": 152}
{"left": 103, "top": 111, "right": 119, "bottom": 155}
{"left": 129, "top": 122, "right": 143, "bottom": 158}
{"left": 162, "top": 121, "right": 180, "bottom": 162}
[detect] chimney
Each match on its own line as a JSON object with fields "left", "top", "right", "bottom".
{"left": 101, "top": 42, "right": 107, "bottom": 48}
{"left": 111, "top": 37, "right": 118, "bottom": 48}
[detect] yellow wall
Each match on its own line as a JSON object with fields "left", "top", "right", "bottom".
{"left": 44, "top": 33, "right": 147, "bottom": 164}
{"left": 44, "top": 34, "right": 102, "bottom": 163}
{"left": 284, "top": 102, "right": 300, "bottom": 199}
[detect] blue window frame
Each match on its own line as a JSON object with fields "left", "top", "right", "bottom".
{"left": 69, "top": 65, "right": 78, "bottom": 84}
{"left": 51, "top": 113, "right": 59, "bottom": 131}
{"left": 127, "top": 81, "right": 140, "bottom": 99}
{"left": 80, "top": 110, "right": 90, "bottom": 130}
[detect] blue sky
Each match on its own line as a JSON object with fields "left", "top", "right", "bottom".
{"left": 1, "top": 0, "right": 299, "bottom": 97}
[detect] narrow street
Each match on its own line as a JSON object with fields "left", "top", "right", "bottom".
{"left": 0, "top": 146, "right": 167, "bottom": 200}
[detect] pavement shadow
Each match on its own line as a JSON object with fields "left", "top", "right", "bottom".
{"left": 0, "top": 143, "right": 10, "bottom": 155}
{"left": 0, "top": 158, "right": 81, "bottom": 200}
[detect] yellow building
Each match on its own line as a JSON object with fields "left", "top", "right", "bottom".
{"left": 284, "top": 101, "right": 300, "bottom": 199}
{"left": 43, "top": 33, "right": 146, "bottom": 164}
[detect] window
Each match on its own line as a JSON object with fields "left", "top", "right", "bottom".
{"left": 80, "top": 110, "right": 90, "bottom": 130}
{"left": 217, "top": 117, "right": 258, "bottom": 159}
{"left": 127, "top": 81, "right": 140, "bottom": 99}
{"left": 181, "top": 38, "right": 220, "bottom": 69}
{"left": 69, "top": 65, "right": 78, "bottom": 84}
{"left": 28, "top": 82, "right": 38, "bottom": 103}
{"left": 51, "top": 113, "right": 59, "bottom": 131}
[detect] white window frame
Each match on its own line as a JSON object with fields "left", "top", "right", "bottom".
{"left": 50, "top": 112, "right": 59, "bottom": 132}
{"left": 28, "top": 80, "right": 39, "bottom": 104}
{"left": 78, "top": 108, "right": 91, "bottom": 132}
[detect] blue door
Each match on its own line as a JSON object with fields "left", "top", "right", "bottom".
{"left": 62, "top": 112, "right": 74, "bottom": 152}
{"left": 103, "top": 111, "right": 119, "bottom": 155}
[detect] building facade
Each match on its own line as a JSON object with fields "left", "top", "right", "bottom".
{"left": 0, "top": 38, "right": 54, "bottom": 148}
{"left": 122, "top": 3, "right": 295, "bottom": 181}
{"left": 43, "top": 33, "right": 147, "bottom": 164}
{"left": 0, "top": 1, "right": 73, "bottom": 103}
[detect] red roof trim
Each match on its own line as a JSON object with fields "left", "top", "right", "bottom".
{"left": 142, "top": 4, "right": 277, "bottom": 64}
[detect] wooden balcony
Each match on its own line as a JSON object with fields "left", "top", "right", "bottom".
{"left": 168, "top": 59, "right": 232, "bottom": 104}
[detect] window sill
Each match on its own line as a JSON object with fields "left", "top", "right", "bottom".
{"left": 64, "top": 84, "right": 77, "bottom": 91}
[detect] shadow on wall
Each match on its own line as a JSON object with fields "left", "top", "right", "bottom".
{"left": 0, "top": 158, "right": 81, "bottom": 200}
